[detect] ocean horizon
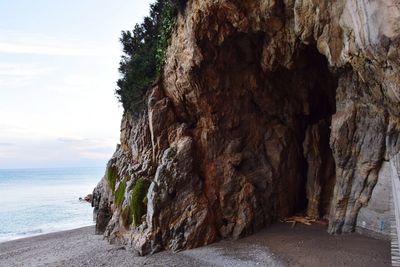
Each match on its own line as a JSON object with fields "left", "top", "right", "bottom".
{"left": 0, "top": 167, "right": 104, "bottom": 243}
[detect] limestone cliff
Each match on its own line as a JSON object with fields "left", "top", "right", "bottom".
{"left": 93, "top": 0, "right": 400, "bottom": 255}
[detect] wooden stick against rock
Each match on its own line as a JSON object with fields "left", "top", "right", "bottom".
{"left": 282, "top": 216, "right": 313, "bottom": 226}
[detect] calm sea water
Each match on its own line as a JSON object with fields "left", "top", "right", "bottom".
{"left": 0, "top": 167, "right": 104, "bottom": 243}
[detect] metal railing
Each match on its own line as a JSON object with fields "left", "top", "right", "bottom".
{"left": 391, "top": 153, "right": 400, "bottom": 266}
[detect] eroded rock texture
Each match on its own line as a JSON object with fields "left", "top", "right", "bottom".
{"left": 93, "top": 0, "right": 400, "bottom": 254}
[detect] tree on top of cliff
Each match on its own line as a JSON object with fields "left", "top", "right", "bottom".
{"left": 116, "top": 0, "right": 182, "bottom": 116}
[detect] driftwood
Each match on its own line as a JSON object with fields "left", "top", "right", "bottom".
{"left": 281, "top": 216, "right": 328, "bottom": 228}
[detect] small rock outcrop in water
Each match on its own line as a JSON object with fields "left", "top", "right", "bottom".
{"left": 93, "top": 0, "right": 400, "bottom": 255}
{"left": 84, "top": 194, "right": 93, "bottom": 203}
{"left": 79, "top": 194, "right": 93, "bottom": 203}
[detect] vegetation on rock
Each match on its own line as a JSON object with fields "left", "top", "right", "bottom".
{"left": 106, "top": 166, "right": 118, "bottom": 191}
{"left": 120, "top": 205, "right": 132, "bottom": 227}
{"left": 166, "top": 146, "right": 177, "bottom": 160}
{"left": 114, "top": 179, "right": 127, "bottom": 208}
{"left": 116, "top": 0, "right": 181, "bottom": 116}
{"left": 130, "top": 177, "right": 150, "bottom": 227}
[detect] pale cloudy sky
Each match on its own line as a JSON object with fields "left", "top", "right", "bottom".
{"left": 0, "top": 0, "right": 154, "bottom": 168}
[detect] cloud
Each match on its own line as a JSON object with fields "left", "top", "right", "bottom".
{"left": 57, "top": 136, "right": 116, "bottom": 159}
{"left": 0, "top": 122, "right": 28, "bottom": 136}
{"left": 78, "top": 149, "right": 115, "bottom": 160}
{"left": 0, "top": 63, "right": 53, "bottom": 89}
{"left": 0, "top": 136, "right": 115, "bottom": 168}
{"left": 0, "top": 63, "right": 52, "bottom": 76}
{"left": 57, "top": 137, "right": 84, "bottom": 143}
{"left": 0, "top": 142, "right": 14, "bottom": 146}
{"left": 0, "top": 31, "right": 114, "bottom": 57}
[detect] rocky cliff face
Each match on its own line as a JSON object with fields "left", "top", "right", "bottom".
{"left": 92, "top": 0, "right": 400, "bottom": 255}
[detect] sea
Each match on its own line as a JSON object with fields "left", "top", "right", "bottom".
{"left": 0, "top": 167, "right": 104, "bottom": 243}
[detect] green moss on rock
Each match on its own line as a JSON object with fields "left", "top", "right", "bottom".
{"left": 121, "top": 205, "right": 132, "bottom": 228}
{"left": 166, "top": 146, "right": 177, "bottom": 160}
{"left": 114, "top": 179, "right": 127, "bottom": 208}
{"left": 106, "top": 166, "right": 118, "bottom": 191}
{"left": 130, "top": 177, "right": 151, "bottom": 227}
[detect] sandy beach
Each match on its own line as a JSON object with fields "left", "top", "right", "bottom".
{"left": 0, "top": 223, "right": 391, "bottom": 267}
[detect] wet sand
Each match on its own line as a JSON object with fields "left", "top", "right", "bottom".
{"left": 0, "top": 223, "right": 391, "bottom": 267}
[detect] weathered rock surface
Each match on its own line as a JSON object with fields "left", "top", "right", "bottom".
{"left": 356, "top": 161, "right": 392, "bottom": 239}
{"left": 93, "top": 0, "right": 400, "bottom": 254}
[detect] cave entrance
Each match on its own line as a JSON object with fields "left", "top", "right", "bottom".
{"left": 271, "top": 45, "right": 338, "bottom": 220}
{"left": 202, "top": 32, "right": 339, "bottom": 232}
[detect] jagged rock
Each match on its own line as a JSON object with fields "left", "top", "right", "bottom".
{"left": 93, "top": 0, "right": 400, "bottom": 255}
{"left": 92, "top": 176, "right": 113, "bottom": 235}
{"left": 303, "top": 120, "right": 335, "bottom": 219}
{"left": 84, "top": 194, "right": 93, "bottom": 203}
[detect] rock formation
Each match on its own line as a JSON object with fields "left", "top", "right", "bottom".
{"left": 92, "top": 0, "right": 400, "bottom": 255}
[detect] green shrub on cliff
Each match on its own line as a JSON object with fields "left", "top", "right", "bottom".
{"left": 130, "top": 177, "right": 150, "bottom": 227}
{"left": 116, "top": 0, "right": 181, "bottom": 116}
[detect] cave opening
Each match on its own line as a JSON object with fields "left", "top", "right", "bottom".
{"left": 198, "top": 32, "right": 340, "bottom": 236}
{"left": 268, "top": 45, "right": 338, "bottom": 220}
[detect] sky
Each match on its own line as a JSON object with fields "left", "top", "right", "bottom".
{"left": 0, "top": 0, "right": 154, "bottom": 169}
